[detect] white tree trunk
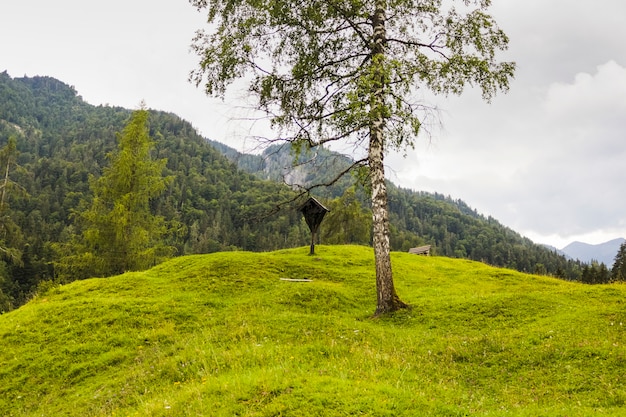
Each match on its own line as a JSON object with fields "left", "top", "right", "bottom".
{"left": 369, "top": 2, "right": 407, "bottom": 315}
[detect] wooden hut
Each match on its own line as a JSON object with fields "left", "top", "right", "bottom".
{"left": 408, "top": 245, "right": 431, "bottom": 256}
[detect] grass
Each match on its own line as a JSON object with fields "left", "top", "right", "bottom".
{"left": 1, "top": 245, "right": 625, "bottom": 416}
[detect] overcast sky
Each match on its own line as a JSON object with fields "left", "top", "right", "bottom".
{"left": 2, "top": 0, "right": 626, "bottom": 248}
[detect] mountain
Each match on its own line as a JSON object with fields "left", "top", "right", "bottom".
{"left": 0, "top": 71, "right": 592, "bottom": 310}
{"left": 561, "top": 238, "right": 625, "bottom": 266}
{"left": 2, "top": 246, "right": 625, "bottom": 416}
{"left": 207, "top": 139, "right": 357, "bottom": 198}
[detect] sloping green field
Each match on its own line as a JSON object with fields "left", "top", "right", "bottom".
{"left": 1, "top": 245, "right": 625, "bottom": 416}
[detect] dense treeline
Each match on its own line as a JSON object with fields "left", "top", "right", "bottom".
{"left": 0, "top": 72, "right": 608, "bottom": 311}
{"left": 386, "top": 187, "right": 585, "bottom": 278}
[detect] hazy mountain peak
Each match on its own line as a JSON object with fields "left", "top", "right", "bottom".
{"left": 560, "top": 238, "right": 625, "bottom": 265}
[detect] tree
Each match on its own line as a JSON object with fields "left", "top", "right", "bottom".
{"left": 611, "top": 242, "right": 626, "bottom": 282}
{"left": 581, "top": 260, "right": 611, "bottom": 285}
{"left": 322, "top": 186, "right": 372, "bottom": 245}
{"left": 0, "top": 136, "right": 23, "bottom": 266}
{"left": 0, "top": 136, "right": 18, "bottom": 210}
{"left": 190, "top": 0, "right": 515, "bottom": 314}
{"left": 58, "top": 107, "right": 174, "bottom": 278}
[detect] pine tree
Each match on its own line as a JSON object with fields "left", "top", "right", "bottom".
{"left": 58, "top": 107, "right": 174, "bottom": 278}
{"left": 611, "top": 242, "right": 626, "bottom": 282}
{"left": 597, "top": 262, "right": 610, "bottom": 284}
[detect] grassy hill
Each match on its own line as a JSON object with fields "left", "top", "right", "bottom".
{"left": 1, "top": 246, "right": 625, "bottom": 416}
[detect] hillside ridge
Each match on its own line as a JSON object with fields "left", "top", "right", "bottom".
{"left": 2, "top": 246, "right": 626, "bottom": 416}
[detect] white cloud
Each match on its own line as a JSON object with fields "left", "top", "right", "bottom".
{"left": 544, "top": 61, "right": 626, "bottom": 125}
{"left": 391, "top": 59, "right": 626, "bottom": 246}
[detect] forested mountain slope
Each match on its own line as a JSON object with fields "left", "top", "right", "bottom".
{"left": 0, "top": 72, "right": 584, "bottom": 310}
{"left": 0, "top": 72, "right": 309, "bottom": 309}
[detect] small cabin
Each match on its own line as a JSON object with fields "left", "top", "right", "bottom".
{"left": 408, "top": 245, "right": 431, "bottom": 256}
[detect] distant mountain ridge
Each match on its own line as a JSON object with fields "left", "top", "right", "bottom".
{"left": 560, "top": 238, "right": 625, "bottom": 266}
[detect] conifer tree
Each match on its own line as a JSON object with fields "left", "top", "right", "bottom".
{"left": 597, "top": 262, "right": 610, "bottom": 284}
{"left": 611, "top": 242, "right": 626, "bottom": 282}
{"left": 58, "top": 107, "right": 174, "bottom": 278}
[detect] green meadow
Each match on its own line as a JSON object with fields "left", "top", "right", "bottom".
{"left": 1, "top": 245, "right": 625, "bottom": 416}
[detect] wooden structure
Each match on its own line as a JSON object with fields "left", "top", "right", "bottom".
{"left": 408, "top": 245, "right": 431, "bottom": 256}
{"left": 299, "top": 197, "right": 329, "bottom": 255}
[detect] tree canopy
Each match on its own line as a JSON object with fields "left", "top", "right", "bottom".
{"left": 190, "top": 0, "right": 514, "bottom": 148}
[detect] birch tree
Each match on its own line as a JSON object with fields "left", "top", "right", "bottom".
{"left": 0, "top": 136, "right": 18, "bottom": 210}
{"left": 0, "top": 136, "right": 23, "bottom": 266}
{"left": 190, "top": 0, "right": 515, "bottom": 314}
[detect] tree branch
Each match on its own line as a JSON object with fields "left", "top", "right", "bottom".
{"left": 386, "top": 36, "right": 449, "bottom": 60}
{"left": 327, "top": 3, "right": 371, "bottom": 48}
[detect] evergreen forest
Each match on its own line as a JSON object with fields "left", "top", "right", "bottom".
{"left": 0, "top": 72, "right": 595, "bottom": 311}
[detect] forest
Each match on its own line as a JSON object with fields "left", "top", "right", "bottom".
{"left": 0, "top": 72, "right": 602, "bottom": 311}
